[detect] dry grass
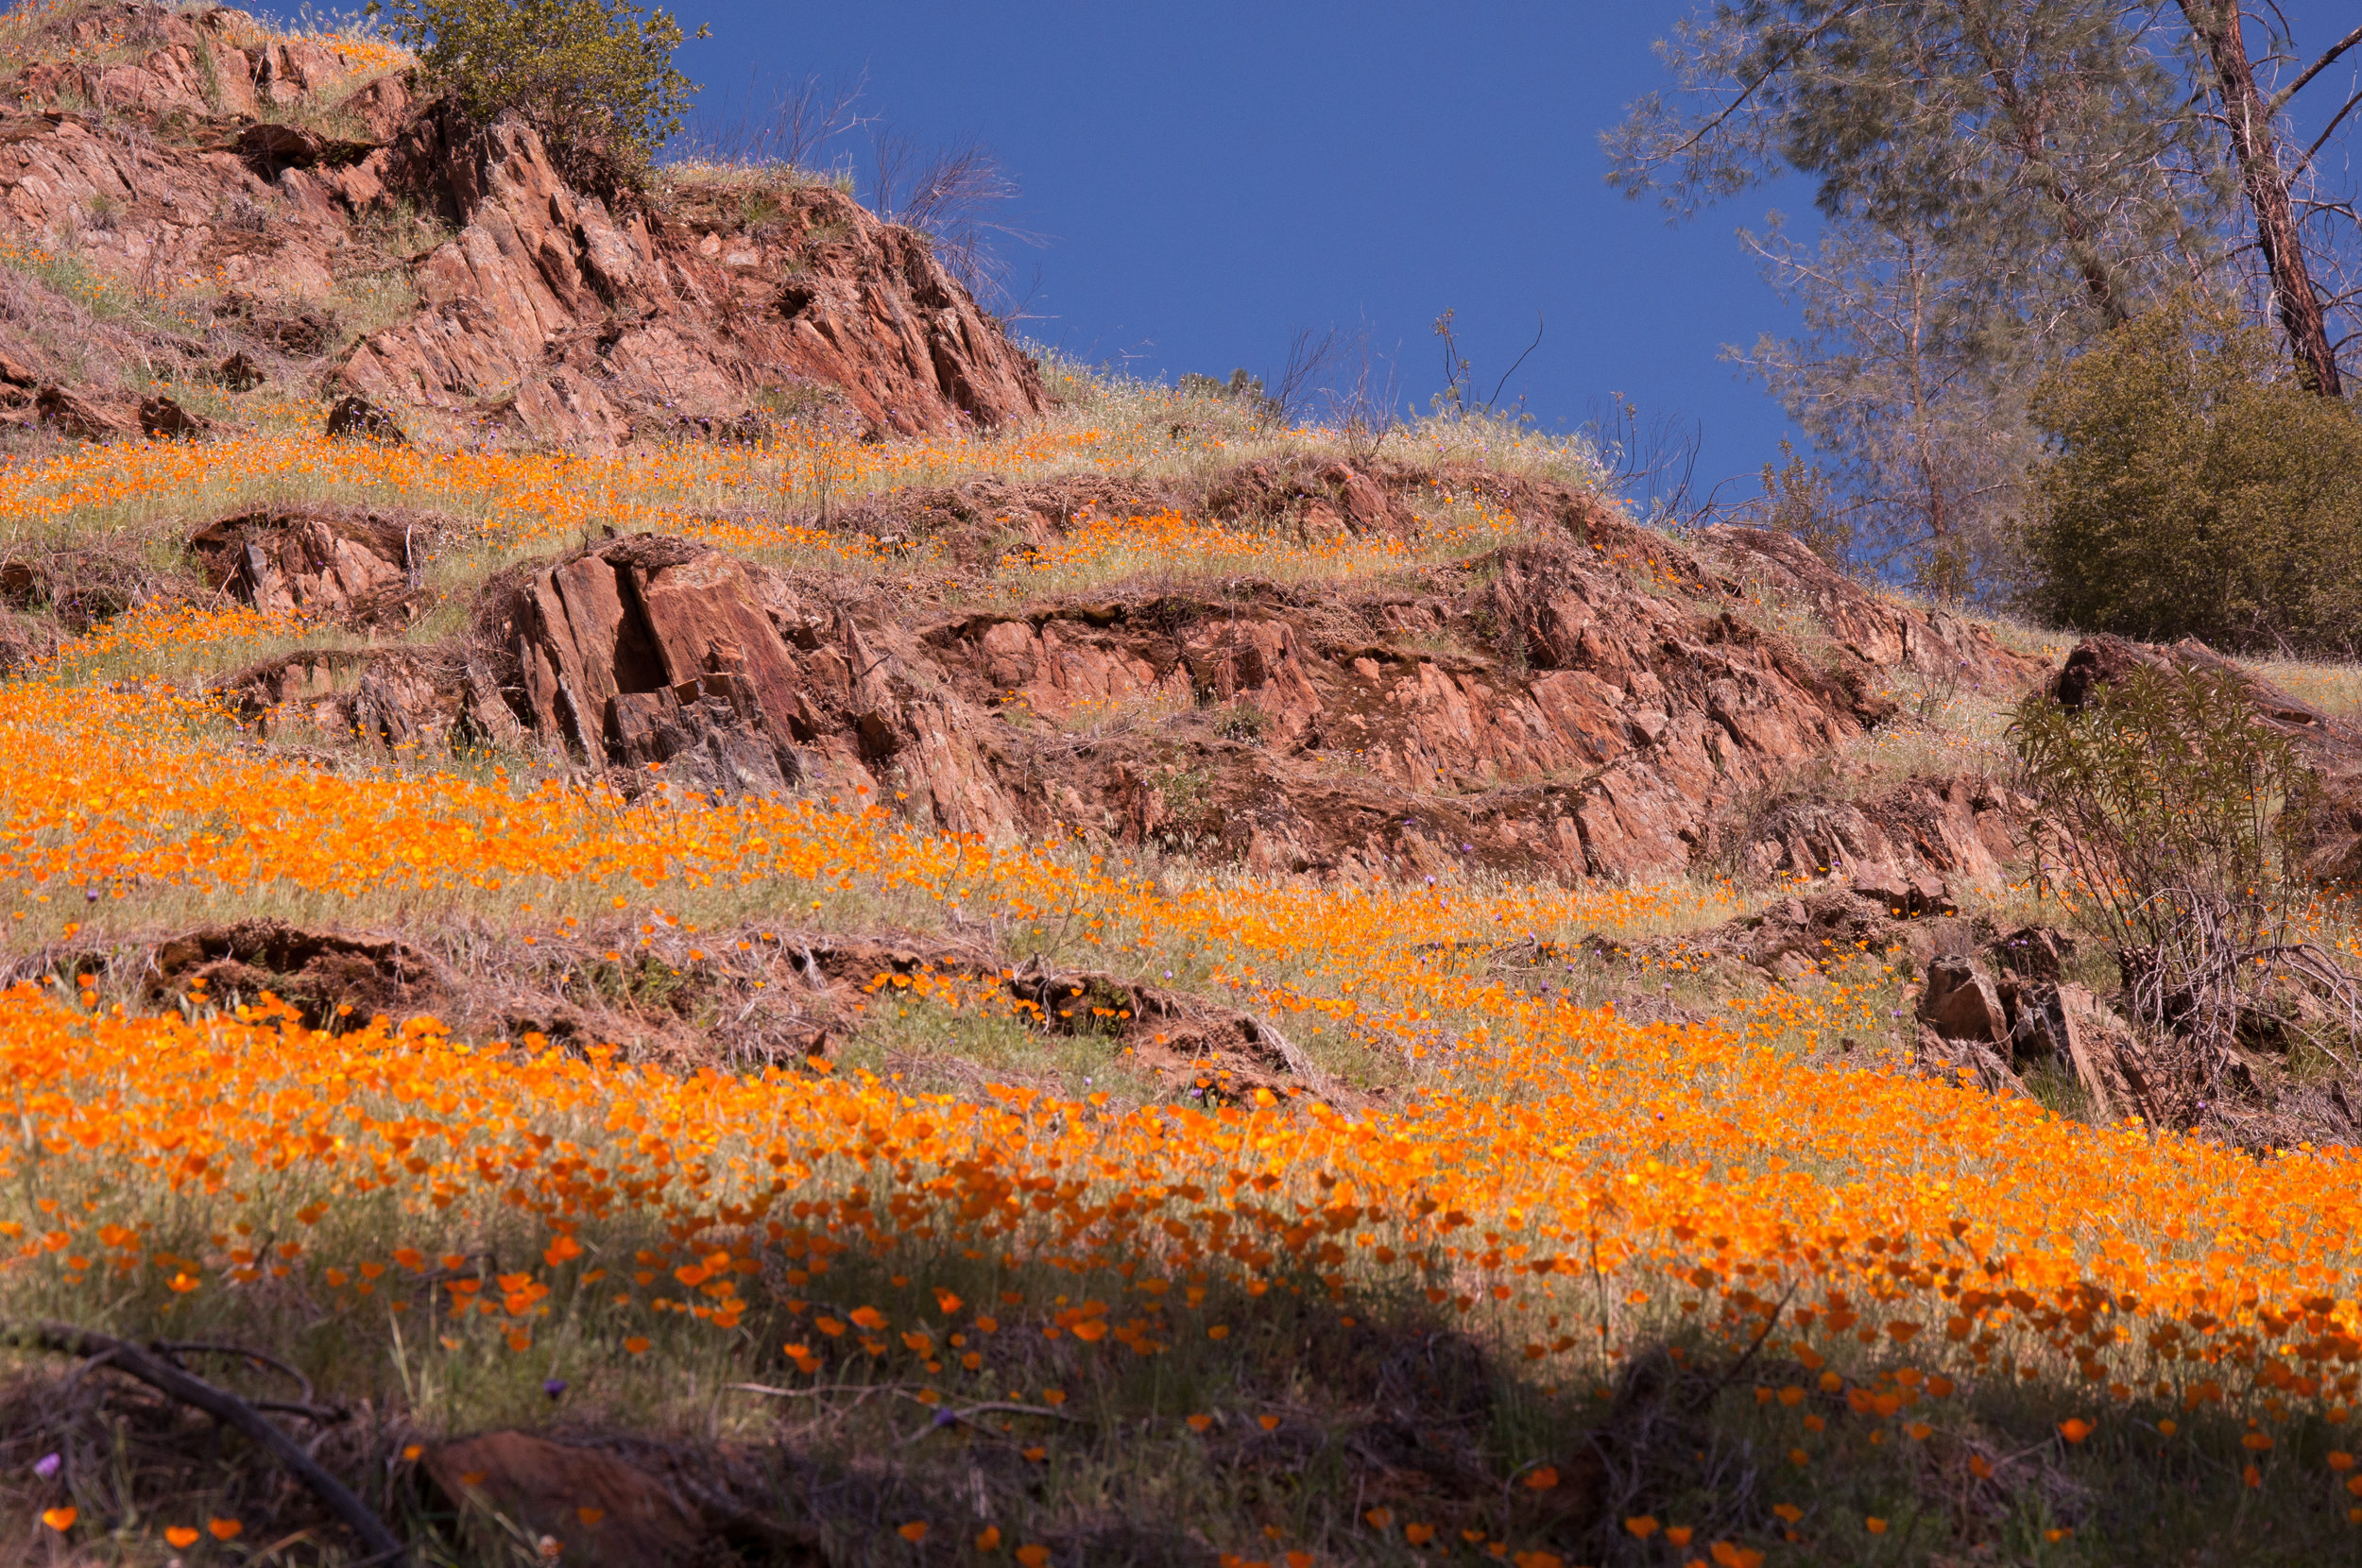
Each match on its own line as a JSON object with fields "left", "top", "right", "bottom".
{"left": 2235, "top": 654, "right": 2362, "bottom": 720}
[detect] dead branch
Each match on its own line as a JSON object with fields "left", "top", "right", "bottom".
{"left": 154, "top": 1340, "right": 318, "bottom": 1406}
{"left": 897, "top": 1393, "right": 1089, "bottom": 1444}
{"left": 1245, "top": 1012, "right": 1340, "bottom": 1099}
{"left": 1, "top": 1321, "right": 403, "bottom": 1563}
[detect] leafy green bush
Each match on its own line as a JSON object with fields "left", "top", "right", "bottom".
{"left": 2024, "top": 304, "right": 2362, "bottom": 653}
{"left": 370, "top": 0, "right": 703, "bottom": 191}
{"left": 2011, "top": 659, "right": 2359, "bottom": 1134}
{"left": 2013, "top": 661, "right": 2313, "bottom": 952}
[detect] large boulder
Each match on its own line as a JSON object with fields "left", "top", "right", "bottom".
{"left": 336, "top": 118, "right": 1048, "bottom": 448}
{"left": 1917, "top": 953, "right": 2009, "bottom": 1046}
{"left": 34, "top": 385, "right": 133, "bottom": 441}
{"left": 189, "top": 507, "right": 437, "bottom": 625}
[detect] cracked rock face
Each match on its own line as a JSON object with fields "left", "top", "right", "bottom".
{"left": 0, "top": 3, "right": 1046, "bottom": 449}
{"left": 190, "top": 507, "right": 428, "bottom": 624}
{"left": 439, "top": 486, "right": 2045, "bottom": 885}
{"left": 332, "top": 112, "right": 1046, "bottom": 448}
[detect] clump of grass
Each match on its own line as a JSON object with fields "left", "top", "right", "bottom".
{"left": 2235, "top": 653, "right": 2362, "bottom": 720}
{"left": 1028, "top": 347, "right": 1612, "bottom": 497}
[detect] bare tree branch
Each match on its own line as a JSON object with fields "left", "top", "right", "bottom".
{"left": 2266, "top": 22, "right": 2362, "bottom": 118}
{"left": 670, "top": 70, "right": 869, "bottom": 171}
{"left": 1268, "top": 328, "right": 1339, "bottom": 424}
{"left": 2295, "top": 83, "right": 2362, "bottom": 175}
{"left": 864, "top": 133, "right": 1042, "bottom": 308}
{"left": 1486, "top": 315, "right": 1546, "bottom": 411}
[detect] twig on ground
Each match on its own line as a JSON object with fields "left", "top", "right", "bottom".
{"left": 1, "top": 1321, "right": 404, "bottom": 1564}
{"left": 896, "top": 1393, "right": 1089, "bottom": 1444}
{"left": 727, "top": 1380, "right": 916, "bottom": 1401}
{"left": 155, "top": 1339, "right": 318, "bottom": 1406}
{"left": 1247, "top": 1012, "right": 1340, "bottom": 1097}
{"left": 1684, "top": 1281, "right": 1798, "bottom": 1416}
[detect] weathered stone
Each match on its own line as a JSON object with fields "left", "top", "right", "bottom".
{"left": 335, "top": 118, "right": 1046, "bottom": 448}
{"left": 149, "top": 918, "right": 447, "bottom": 1027}
{"left": 0, "top": 9, "right": 1040, "bottom": 453}
{"left": 1918, "top": 954, "right": 2010, "bottom": 1045}
{"left": 603, "top": 676, "right": 802, "bottom": 800}
{"left": 35, "top": 384, "right": 131, "bottom": 440}
{"left": 324, "top": 393, "right": 407, "bottom": 445}
{"left": 210, "top": 351, "right": 265, "bottom": 392}
{"left": 2053, "top": 982, "right": 2150, "bottom": 1122}
{"left": 1849, "top": 862, "right": 1915, "bottom": 915}
{"left": 452, "top": 493, "right": 2046, "bottom": 885}
{"left": 137, "top": 394, "right": 208, "bottom": 438}
{"left": 189, "top": 507, "right": 427, "bottom": 623}
{"left": 421, "top": 1431, "right": 715, "bottom": 1568}
{"left": 1697, "top": 526, "right": 2025, "bottom": 690}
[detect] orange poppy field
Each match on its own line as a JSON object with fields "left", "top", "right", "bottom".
{"left": 5, "top": 414, "right": 2362, "bottom": 1565}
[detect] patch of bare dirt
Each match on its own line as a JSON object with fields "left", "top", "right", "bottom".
{"left": 9, "top": 915, "right": 1354, "bottom": 1106}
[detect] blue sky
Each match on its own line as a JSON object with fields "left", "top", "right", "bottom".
{"left": 277, "top": 2, "right": 2355, "bottom": 505}
{"left": 667, "top": 3, "right": 1814, "bottom": 502}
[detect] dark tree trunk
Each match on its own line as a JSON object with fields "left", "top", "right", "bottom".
{"left": 2179, "top": 0, "right": 2344, "bottom": 396}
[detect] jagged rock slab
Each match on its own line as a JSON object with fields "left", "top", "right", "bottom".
{"left": 436, "top": 490, "right": 2047, "bottom": 883}
{"left": 0, "top": 5, "right": 1045, "bottom": 450}
{"left": 337, "top": 118, "right": 1046, "bottom": 447}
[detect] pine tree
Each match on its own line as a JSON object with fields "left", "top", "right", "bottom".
{"left": 1611, "top": 1, "right": 2361, "bottom": 597}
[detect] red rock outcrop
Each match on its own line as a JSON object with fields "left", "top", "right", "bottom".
{"left": 0, "top": 10, "right": 397, "bottom": 298}
{"left": 337, "top": 117, "right": 1045, "bottom": 447}
{"left": 216, "top": 644, "right": 522, "bottom": 755}
{"left": 190, "top": 505, "right": 440, "bottom": 624}
{"left": 8, "top": 2, "right": 398, "bottom": 125}
{"left": 1696, "top": 526, "right": 2023, "bottom": 690}
{"left": 434, "top": 482, "right": 2046, "bottom": 885}
{"left": 0, "top": 3, "right": 1046, "bottom": 449}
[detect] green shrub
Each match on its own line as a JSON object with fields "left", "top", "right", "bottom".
{"left": 369, "top": 0, "right": 704, "bottom": 192}
{"left": 1178, "top": 368, "right": 1280, "bottom": 421}
{"left": 2024, "top": 304, "right": 2362, "bottom": 653}
{"left": 2012, "top": 661, "right": 2314, "bottom": 956}
{"left": 2011, "top": 660, "right": 2361, "bottom": 1133}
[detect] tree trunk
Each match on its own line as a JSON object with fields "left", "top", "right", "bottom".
{"left": 2179, "top": 0, "right": 2344, "bottom": 396}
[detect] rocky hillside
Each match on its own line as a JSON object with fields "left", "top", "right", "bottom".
{"left": 0, "top": 3, "right": 2080, "bottom": 914}
{"left": 202, "top": 459, "right": 2046, "bottom": 895}
{"left": 0, "top": 0, "right": 1042, "bottom": 445}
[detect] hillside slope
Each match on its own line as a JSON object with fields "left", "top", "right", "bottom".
{"left": 0, "top": 0, "right": 1041, "bottom": 445}
{"left": 2, "top": 8, "right": 2360, "bottom": 1568}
